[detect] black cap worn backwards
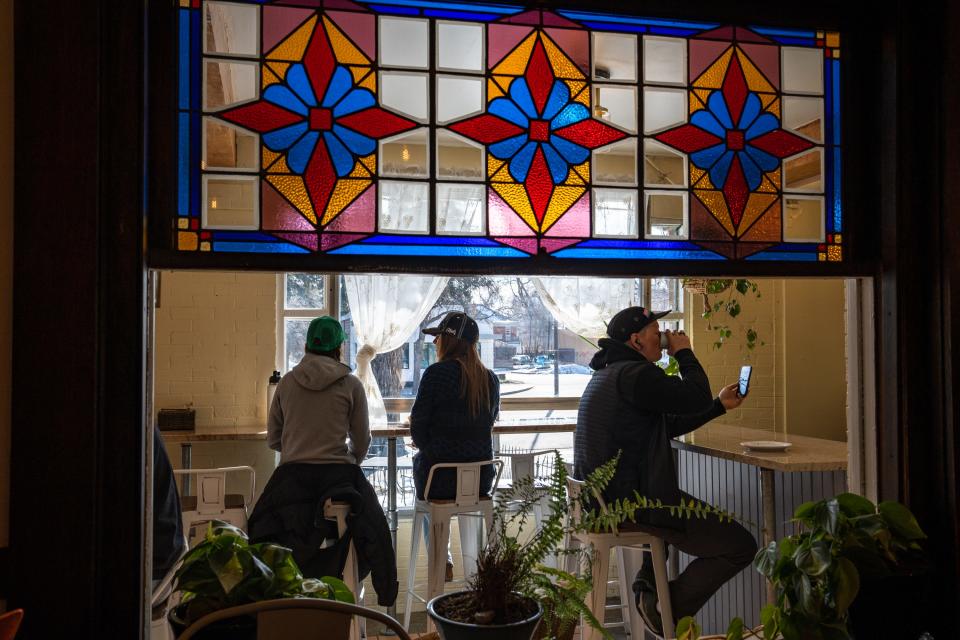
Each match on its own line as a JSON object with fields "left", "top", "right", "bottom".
{"left": 606, "top": 306, "right": 671, "bottom": 341}
{"left": 422, "top": 311, "right": 480, "bottom": 344}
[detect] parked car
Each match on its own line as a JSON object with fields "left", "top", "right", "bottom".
{"left": 534, "top": 354, "right": 555, "bottom": 369}
{"left": 511, "top": 354, "right": 532, "bottom": 369}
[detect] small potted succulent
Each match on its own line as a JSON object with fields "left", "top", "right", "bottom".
{"left": 169, "top": 521, "right": 353, "bottom": 639}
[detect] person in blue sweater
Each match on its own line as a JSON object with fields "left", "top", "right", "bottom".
{"left": 410, "top": 311, "right": 500, "bottom": 580}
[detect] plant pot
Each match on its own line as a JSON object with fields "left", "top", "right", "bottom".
{"left": 168, "top": 605, "right": 256, "bottom": 640}
{"left": 427, "top": 591, "right": 543, "bottom": 640}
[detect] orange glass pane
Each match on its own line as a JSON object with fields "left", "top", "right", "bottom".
{"left": 487, "top": 156, "right": 506, "bottom": 179}
{"left": 200, "top": 241, "right": 211, "bottom": 252}
{"left": 827, "top": 245, "right": 842, "bottom": 261}
{"left": 178, "top": 231, "right": 199, "bottom": 251}
{"left": 542, "top": 186, "right": 585, "bottom": 231}
{"left": 689, "top": 91, "right": 706, "bottom": 113}
{"left": 690, "top": 165, "right": 707, "bottom": 188}
{"left": 487, "top": 78, "right": 505, "bottom": 100}
{"left": 271, "top": 156, "right": 291, "bottom": 174}
{"left": 349, "top": 161, "right": 371, "bottom": 178}
{"left": 360, "top": 153, "right": 376, "bottom": 174}
{"left": 267, "top": 175, "right": 317, "bottom": 224}
{"left": 267, "top": 61, "right": 290, "bottom": 79}
{"left": 349, "top": 66, "right": 369, "bottom": 83}
{"left": 492, "top": 182, "right": 537, "bottom": 229}
{"left": 324, "top": 16, "right": 370, "bottom": 65}
{"left": 737, "top": 193, "right": 778, "bottom": 236}
{"left": 765, "top": 96, "right": 781, "bottom": 118}
{"left": 692, "top": 47, "right": 733, "bottom": 89}
{"left": 737, "top": 48, "right": 775, "bottom": 93}
{"left": 741, "top": 200, "right": 781, "bottom": 242}
{"left": 492, "top": 30, "right": 537, "bottom": 76}
{"left": 267, "top": 16, "right": 316, "bottom": 61}
{"left": 573, "top": 86, "right": 590, "bottom": 107}
{"left": 262, "top": 66, "right": 281, "bottom": 90}
{"left": 541, "top": 32, "right": 585, "bottom": 80}
{"left": 757, "top": 175, "right": 777, "bottom": 193}
{"left": 262, "top": 149, "right": 281, "bottom": 171}
{"left": 694, "top": 189, "right": 735, "bottom": 236}
{"left": 321, "top": 179, "right": 372, "bottom": 225}
{"left": 359, "top": 72, "right": 376, "bottom": 92}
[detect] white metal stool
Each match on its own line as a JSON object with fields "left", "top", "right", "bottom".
{"left": 403, "top": 459, "right": 502, "bottom": 632}
{"left": 567, "top": 477, "right": 675, "bottom": 640}
{"left": 323, "top": 500, "right": 364, "bottom": 640}
{"left": 174, "top": 466, "right": 256, "bottom": 546}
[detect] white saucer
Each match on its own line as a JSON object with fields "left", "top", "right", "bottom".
{"left": 740, "top": 440, "right": 792, "bottom": 452}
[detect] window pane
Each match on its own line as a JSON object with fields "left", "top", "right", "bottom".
{"left": 379, "top": 16, "right": 429, "bottom": 69}
{"left": 643, "top": 88, "right": 687, "bottom": 134}
{"left": 783, "top": 196, "right": 825, "bottom": 241}
{"left": 380, "top": 128, "right": 429, "bottom": 178}
{"left": 284, "top": 318, "right": 311, "bottom": 373}
{"left": 285, "top": 273, "right": 326, "bottom": 310}
{"left": 593, "top": 85, "right": 637, "bottom": 133}
{"left": 643, "top": 36, "right": 686, "bottom": 85}
{"left": 437, "top": 22, "right": 483, "bottom": 72}
{"left": 593, "top": 188, "right": 638, "bottom": 237}
{"left": 436, "top": 130, "right": 483, "bottom": 180}
{"left": 644, "top": 191, "right": 687, "bottom": 238}
{"left": 783, "top": 148, "right": 823, "bottom": 192}
{"left": 204, "top": 60, "right": 258, "bottom": 111}
{"left": 203, "top": 118, "right": 258, "bottom": 171}
{"left": 436, "top": 75, "right": 484, "bottom": 124}
{"left": 782, "top": 46, "right": 824, "bottom": 94}
{"left": 593, "top": 138, "right": 637, "bottom": 186}
{"left": 379, "top": 181, "right": 429, "bottom": 234}
{"left": 592, "top": 32, "right": 637, "bottom": 82}
{"left": 203, "top": 176, "right": 258, "bottom": 229}
{"left": 436, "top": 183, "right": 486, "bottom": 235}
{"left": 204, "top": 2, "right": 259, "bottom": 57}
{"left": 380, "top": 72, "right": 429, "bottom": 122}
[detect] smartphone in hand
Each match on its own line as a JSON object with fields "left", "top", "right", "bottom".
{"left": 738, "top": 365, "right": 753, "bottom": 398}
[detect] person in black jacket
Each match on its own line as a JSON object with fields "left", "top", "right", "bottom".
{"left": 410, "top": 311, "right": 500, "bottom": 581}
{"left": 574, "top": 306, "right": 757, "bottom": 638}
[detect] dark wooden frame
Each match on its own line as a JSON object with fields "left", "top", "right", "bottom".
{"left": 5, "top": 0, "right": 959, "bottom": 637}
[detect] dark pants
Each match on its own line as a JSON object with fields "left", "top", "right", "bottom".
{"left": 622, "top": 492, "right": 758, "bottom": 621}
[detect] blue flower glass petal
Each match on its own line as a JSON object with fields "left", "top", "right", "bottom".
{"left": 707, "top": 91, "right": 734, "bottom": 130}
{"left": 332, "top": 124, "right": 376, "bottom": 157}
{"left": 690, "top": 109, "right": 726, "bottom": 138}
{"left": 737, "top": 93, "right": 762, "bottom": 130}
{"left": 542, "top": 81, "right": 570, "bottom": 121}
{"left": 509, "top": 79, "right": 539, "bottom": 120}
{"left": 321, "top": 66, "right": 354, "bottom": 108}
{"left": 263, "top": 121, "right": 309, "bottom": 152}
{"left": 549, "top": 134, "right": 589, "bottom": 165}
{"left": 264, "top": 84, "right": 309, "bottom": 116}
{"left": 285, "top": 64, "right": 317, "bottom": 108}
{"left": 508, "top": 141, "right": 538, "bottom": 182}
{"left": 689, "top": 142, "right": 727, "bottom": 171}
{"left": 324, "top": 131, "right": 355, "bottom": 177}
{"left": 551, "top": 103, "right": 589, "bottom": 129}
{"left": 707, "top": 149, "right": 734, "bottom": 188}
{"left": 286, "top": 131, "right": 319, "bottom": 174}
{"left": 745, "top": 113, "right": 778, "bottom": 140}
{"left": 743, "top": 142, "right": 779, "bottom": 172}
{"left": 738, "top": 150, "right": 762, "bottom": 190}
{"left": 333, "top": 88, "right": 376, "bottom": 118}
{"left": 488, "top": 133, "right": 529, "bottom": 161}
{"left": 489, "top": 97, "right": 530, "bottom": 127}
{"left": 542, "top": 143, "right": 569, "bottom": 184}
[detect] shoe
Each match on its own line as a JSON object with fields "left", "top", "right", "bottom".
{"left": 445, "top": 561, "right": 454, "bottom": 582}
{"left": 632, "top": 569, "right": 664, "bottom": 638}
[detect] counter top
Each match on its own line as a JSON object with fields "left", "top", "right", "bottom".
{"left": 671, "top": 423, "right": 847, "bottom": 472}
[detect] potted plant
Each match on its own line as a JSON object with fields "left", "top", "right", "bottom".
{"left": 682, "top": 278, "right": 763, "bottom": 350}
{"left": 169, "top": 521, "right": 354, "bottom": 639}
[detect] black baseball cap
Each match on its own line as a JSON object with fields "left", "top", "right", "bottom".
{"left": 606, "top": 306, "right": 671, "bottom": 341}
{"left": 423, "top": 311, "right": 480, "bottom": 344}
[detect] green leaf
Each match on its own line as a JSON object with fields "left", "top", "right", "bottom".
{"left": 835, "top": 493, "right": 875, "bottom": 517}
{"left": 794, "top": 501, "right": 817, "bottom": 521}
{"left": 753, "top": 541, "right": 778, "bottom": 577}
{"left": 318, "top": 575, "right": 355, "bottom": 603}
{"left": 760, "top": 604, "right": 780, "bottom": 640}
{"left": 833, "top": 557, "right": 860, "bottom": 615}
{"left": 728, "top": 301, "right": 741, "bottom": 318}
{"left": 794, "top": 540, "right": 832, "bottom": 576}
{"left": 676, "top": 616, "right": 699, "bottom": 640}
{"left": 725, "top": 617, "right": 744, "bottom": 640}
{"left": 735, "top": 279, "right": 750, "bottom": 294}
{"left": 878, "top": 501, "right": 927, "bottom": 540}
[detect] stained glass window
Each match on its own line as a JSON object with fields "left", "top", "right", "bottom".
{"left": 176, "top": 1, "right": 841, "bottom": 262}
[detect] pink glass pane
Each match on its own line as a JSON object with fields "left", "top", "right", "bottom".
{"left": 689, "top": 195, "right": 731, "bottom": 241}
{"left": 689, "top": 39, "right": 731, "bottom": 80}
{"left": 263, "top": 7, "right": 316, "bottom": 53}
{"left": 496, "top": 237, "right": 539, "bottom": 254}
{"left": 697, "top": 241, "right": 737, "bottom": 259}
{"left": 488, "top": 24, "right": 534, "bottom": 69}
{"left": 488, "top": 191, "right": 536, "bottom": 236}
{"left": 544, "top": 192, "right": 589, "bottom": 237}
{"left": 327, "top": 11, "right": 375, "bottom": 60}
{"left": 321, "top": 232, "right": 368, "bottom": 251}
{"left": 541, "top": 12, "right": 581, "bottom": 28}
{"left": 262, "top": 182, "right": 315, "bottom": 231}
{"left": 734, "top": 27, "right": 773, "bottom": 43}
{"left": 540, "top": 238, "right": 580, "bottom": 253}
{"left": 740, "top": 43, "right": 780, "bottom": 89}
{"left": 696, "top": 25, "right": 735, "bottom": 41}
{"left": 276, "top": 232, "right": 319, "bottom": 251}
{"left": 544, "top": 28, "right": 588, "bottom": 76}
{"left": 324, "top": 185, "right": 375, "bottom": 232}
{"left": 499, "top": 9, "right": 541, "bottom": 26}
{"left": 324, "top": 0, "right": 365, "bottom": 9}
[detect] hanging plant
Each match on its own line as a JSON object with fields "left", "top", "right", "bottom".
{"left": 683, "top": 278, "right": 764, "bottom": 350}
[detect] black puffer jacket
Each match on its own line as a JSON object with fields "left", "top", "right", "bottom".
{"left": 248, "top": 463, "right": 398, "bottom": 606}
{"left": 574, "top": 339, "right": 725, "bottom": 529}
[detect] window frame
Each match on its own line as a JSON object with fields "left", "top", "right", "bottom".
{"left": 275, "top": 273, "right": 339, "bottom": 373}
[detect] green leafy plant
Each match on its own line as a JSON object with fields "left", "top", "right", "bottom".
{"left": 684, "top": 279, "right": 763, "bottom": 350}
{"left": 171, "top": 521, "right": 354, "bottom": 627}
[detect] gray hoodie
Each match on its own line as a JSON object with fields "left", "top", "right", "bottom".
{"left": 268, "top": 352, "right": 370, "bottom": 465}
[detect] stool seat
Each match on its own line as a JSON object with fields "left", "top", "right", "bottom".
{"left": 180, "top": 493, "right": 246, "bottom": 512}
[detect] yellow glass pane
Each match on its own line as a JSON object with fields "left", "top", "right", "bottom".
{"left": 487, "top": 78, "right": 505, "bottom": 100}
{"left": 350, "top": 66, "right": 370, "bottom": 83}
{"left": 826, "top": 32, "right": 840, "bottom": 48}
{"left": 689, "top": 91, "right": 706, "bottom": 113}
{"left": 542, "top": 186, "right": 585, "bottom": 232}
{"left": 737, "top": 193, "right": 778, "bottom": 236}
{"left": 767, "top": 168, "right": 782, "bottom": 190}
{"left": 359, "top": 72, "right": 376, "bottom": 92}
{"left": 488, "top": 156, "right": 506, "bottom": 178}
{"left": 757, "top": 175, "right": 778, "bottom": 193}
{"left": 832, "top": 49, "right": 841, "bottom": 59}
{"left": 834, "top": 233, "right": 842, "bottom": 244}
{"left": 262, "top": 148, "right": 281, "bottom": 171}
{"left": 760, "top": 93, "right": 776, "bottom": 109}
{"left": 816, "top": 31, "right": 825, "bottom": 39}
{"left": 693, "top": 47, "right": 733, "bottom": 89}
{"left": 765, "top": 97, "right": 781, "bottom": 118}
{"left": 492, "top": 75, "right": 514, "bottom": 95}
{"left": 271, "top": 156, "right": 291, "bottom": 174}
{"left": 566, "top": 169, "right": 585, "bottom": 185}
{"left": 737, "top": 47, "right": 775, "bottom": 93}
{"left": 262, "top": 67, "right": 281, "bottom": 90}
{"left": 268, "top": 16, "right": 317, "bottom": 61}
{"left": 200, "top": 241, "right": 212, "bottom": 252}
{"left": 321, "top": 179, "right": 371, "bottom": 225}
{"left": 267, "top": 175, "right": 317, "bottom": 224}
{"left": 694, "top": 189, "right": 735, "bottom": 236}
{"left": 492, "top": 30, "right": 537, "bottom": 76}
{"left": 694, "top": 88, "right": 712, "bottom": 105}
{"left": 492, "top": 183, "right": 537, "bottom": 229}
{"left": 324, "top": 16, "right": 370, "bottom": 65}
{"left": 565, "top": 80, "right": 586, "bottom": 97}
{"left": 573, "top": 86, "right": 590, "bottom": 107}
{"left": 573, "top": 160, "right": 589, "bottom": 182}
{"left": 818, "top": 252, "right": 827, "bottom": 261}
{"left": 828, "top": 245, "right": 842, "bottom": 261}
{"left": 741, "top": 200, "right": 780, "bottom": 241}
{"left": 360, "top": 154, "right": 376, "bottom": 174}
{"left": 349, "top": 161, "right": 371, "bottom": 178}
{"left": 690, "top": 165, "right": 707, "bottom": 187}
{"left": 177, "top": 217, "right": 189, "bottom": 229}
{"left": 541, "top": 32, "right": 584, "bottom": 80}
{"left": 489, "top": 163, "right": 512, "bottom": 183}
{"left": 178, "top": 231, "right": 199, "bottom": 251}
{"left": 267, "top": 61, "right": 291, "bottom": 79}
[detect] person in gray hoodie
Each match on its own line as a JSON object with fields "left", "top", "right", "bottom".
{"left": 268, "top": 315, "right": 370, "bottom": 464}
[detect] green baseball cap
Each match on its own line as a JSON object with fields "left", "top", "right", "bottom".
{"left": 305, "top": 316, "right": 346, "bottom": 353}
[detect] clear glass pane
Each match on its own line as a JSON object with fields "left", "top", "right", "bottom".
{"left": 379, "top": 16, "right": 429, "bottom": 69}
{"left": 593, "top": 85, "right": 637, "bottom": 133}
{"left": 436, "top": 183, "right": 486, "bottom": 235}
{"left": 592, "top": 138, "right": 637, "bottom": 186}
{"left": 782, "top": 47, "right": 824, "bottom": 94}
{"left": 203, "top": 176, "right": 258, "bottom": 229}
{"left": 379, "top": 181, "right": 429, "bottom": 234}
{"left": 380, "top": 72, "right": 429, "bottom": 122}
{"left": 284, "top": 273, "right": 326, "bottom": 310}
{"left": 783, "top": 196, "right": 825, "bottom": 241}
{"left": 284, "top": 318, "right": 311, "bottom": 373}
{"left": 204, "top": 60, "right": 258, "bottom": 111}
{"left": 782, "top": 96, "right": 824, "bottom": 142}
{"left": 644, "top": 139, "right": 687, "bottom": 187}
{"left": 593, "top": 188, "right": 639, "bottom": 237}
{"left": 643, "top": 36, "right": 687, "bottom": 85}
{"left": 783, "top": 148, "right": 823, "bottom": 192}
{"left": 437, "top": 21, "right": 483, "bottom": 72}
{"left": 592, "top": 32, "right": 637, "bottom": 82}
{"left": 644, "top": 191, "right": 687, "bottom": 238}
{"left": 203, "top": 118, "right": 258, "bottom": 171}
{"left": 380, "top": 128, "right": 429, "bottom": 178}
{"left": 436, "top": 129, "right": 484, "bottom": 180}
{"left": 643, "top": 88, "right": 687, "bottom": 134}
{"left": 436, "top": 75, "right": 484, "bottom": 124}
{"left": 203, "top": 1, "right": 259, "bottom": 57}
{"left": 649, "top": 277, "right": 676, "bottom": 313}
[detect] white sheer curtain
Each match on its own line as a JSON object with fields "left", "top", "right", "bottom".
{"left": 532, "top": 276, "right": 638, "bottom": 340}
{"left": 344, "top": 274, "right": 449, "bottom": 424}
